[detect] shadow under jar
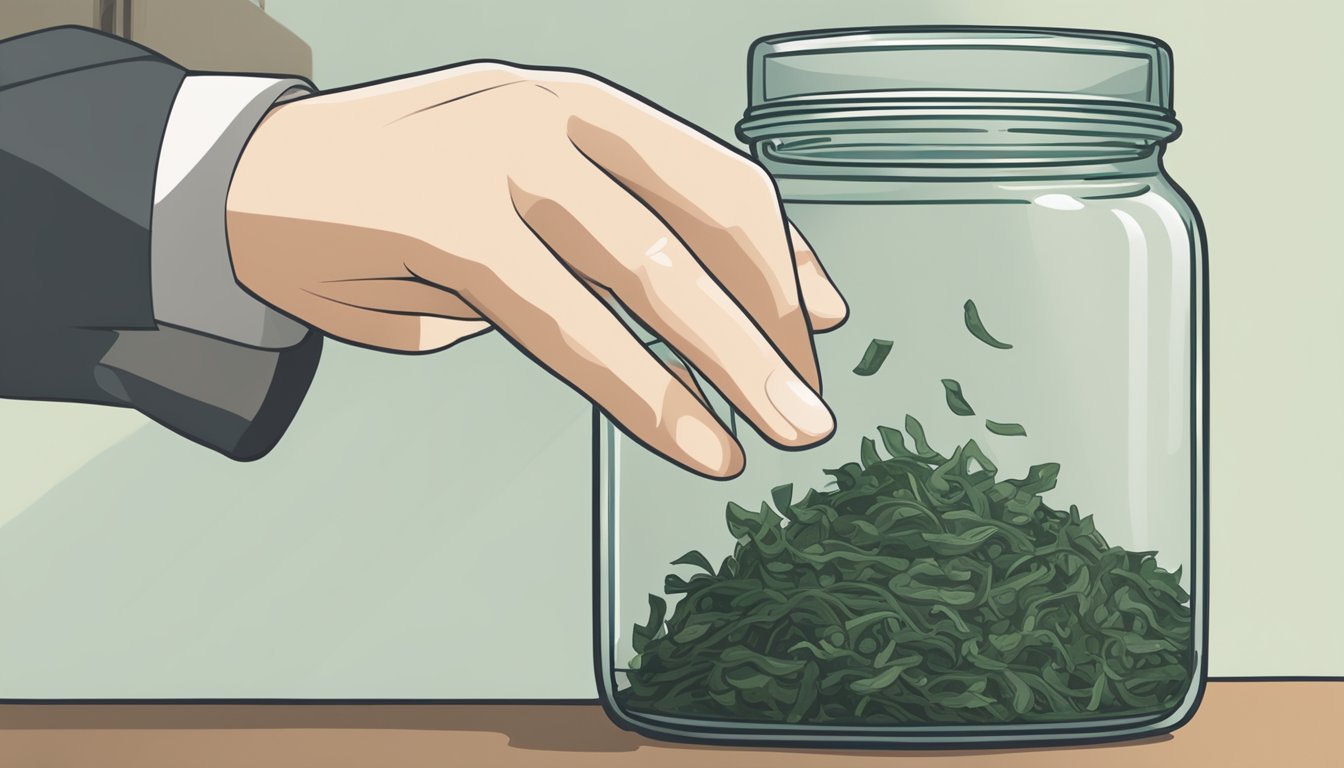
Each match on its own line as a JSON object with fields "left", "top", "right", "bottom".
{"left": 596, "top": 26, "right": 1207, "bottom": 748}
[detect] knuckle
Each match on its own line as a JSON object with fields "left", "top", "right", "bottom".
{"left": 736, "top": 161, "right": 780, "bottom": 199}
{"left": 539, "top": 70, "right": 606, "bottom": 94}
{"left": 470, "top": 60, "right": 525, "bottom": 78}
{"left": 450, "top": 252, "right": 506, "bottom": 290}
{"left": 507, "top": 81, "right": 571, "bottom": 121}
{"left": 700, "top": 163, "right": 784, "bottom": 239}
{"left": 534, "top": 72, "right": 621, "bottom": 111}
{"left": 504, "top": 78, "right": 560, "bottom": 103}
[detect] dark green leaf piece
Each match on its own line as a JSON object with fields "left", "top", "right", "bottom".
{"left": 631, "top": 595, "right": 666, "bottom": 655}
{"left": 986, "top": 420, "right": 1028, "bottom": 437}
{"left": 942, "top": 379, "right": 976, "bottom": 416}
{"left": 964, "top": 300, "right": 1013, "bottom": 349}
{"left": 671, "top": 550, "right": 716, "bottom": 574}
{"left": 853, "top": 339, "right": 894, "bottom": 376}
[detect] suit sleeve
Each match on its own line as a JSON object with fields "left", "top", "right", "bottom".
{"left": 0, "top": 26, "right": 322, "bottom": 461}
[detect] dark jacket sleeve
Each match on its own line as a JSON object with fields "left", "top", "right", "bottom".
{"left": 0, "top": 26, "right": 321, "bottom": 461}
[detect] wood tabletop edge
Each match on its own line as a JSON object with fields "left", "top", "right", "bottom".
{"left": 0, "top": 681, "right": 1337, "bottom": 768}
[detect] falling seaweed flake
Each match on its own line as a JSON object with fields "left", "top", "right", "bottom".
{"left": 986, "top": 420, "right": 1028, "bottom": 437}
{"left": 853, "top": 339, "right": 894, "bottom": 376}
{"left": 941, "top": 379, "right": 976, "bottom": 416}
{"left": 963, "top": 300, "right": 1013, "bottom": 350}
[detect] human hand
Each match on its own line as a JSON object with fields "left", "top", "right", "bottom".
{"left": 225, "top": 62, "right": 848, "bottom": 477}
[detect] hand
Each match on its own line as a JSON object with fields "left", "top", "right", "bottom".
{"left": 225, "top": 62, "right": 848, "bottom": 478}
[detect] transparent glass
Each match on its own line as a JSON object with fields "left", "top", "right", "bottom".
{"left": 596, "top": 28, "right": 1207, "bottom": 748}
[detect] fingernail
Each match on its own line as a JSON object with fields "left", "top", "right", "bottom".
{"left": 675, "top": 413, "right": 741, "bottom": 475}
{"left": 765, "top": 369, "right": 834, "bottom": 443}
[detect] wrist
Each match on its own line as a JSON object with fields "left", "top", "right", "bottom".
{"left": 225, "top": 95, "right": 303, "bottom": 307}
{"left": 154, "top": 74, "right": 313, "bottom": 348}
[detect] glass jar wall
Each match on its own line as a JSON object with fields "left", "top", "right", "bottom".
{"left": 597, "top": 27, "right": 1207, "bottom": 747}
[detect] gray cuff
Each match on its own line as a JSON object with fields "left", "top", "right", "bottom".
{"left": 95, "top": 323, "right": 323, "bottom": 461}
{"left": 151, "top": 74, "right": 314, "bottom": 349}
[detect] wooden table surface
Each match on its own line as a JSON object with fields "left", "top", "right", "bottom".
{"left": 0, "top": 681, "right": 1335, "bottom": 767}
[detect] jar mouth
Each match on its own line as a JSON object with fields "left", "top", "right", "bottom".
{"left": 737, "top": 90, "right": 1179, "bottom": 167}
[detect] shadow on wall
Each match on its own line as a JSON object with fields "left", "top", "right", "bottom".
{"left": 0, "top": 0, "right": 311, "bottom": 77}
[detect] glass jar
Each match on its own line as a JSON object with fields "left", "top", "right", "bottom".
{"left": 596, "top": 27, "right": 1207, "bottom": 747}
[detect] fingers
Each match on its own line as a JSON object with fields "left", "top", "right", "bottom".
{"left": 789, "top": 223, "right": 849, "bottom": 332}
{"left": 563, "top": 88, "right": 821, "bottom": 391}
{"left": 418, "top": 225, "right": 745, "bottom": 478}
{"left": 512, "top": 161, "right": 834, "bottom": 448}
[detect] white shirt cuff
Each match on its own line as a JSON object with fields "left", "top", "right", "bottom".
{"left": 151, "top": 74, "right": 314, "bottom": 349}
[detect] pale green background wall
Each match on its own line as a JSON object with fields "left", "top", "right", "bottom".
{"left": 0, "top": 0, "right": 1338, "bottom": 697}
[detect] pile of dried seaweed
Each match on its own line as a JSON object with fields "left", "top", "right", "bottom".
{"left": 619, "top": 417, "right": 1191, "bottom": 724}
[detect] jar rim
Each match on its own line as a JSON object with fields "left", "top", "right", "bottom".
{"left": 747, "top": 26, "right": 1173, "bottom": 107}
{"left": 739, "top": 25, "right": 1178, "bottom": 157}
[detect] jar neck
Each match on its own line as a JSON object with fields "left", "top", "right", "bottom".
{"left": 738, "top": 92, "right": 1180, "bottom": 181}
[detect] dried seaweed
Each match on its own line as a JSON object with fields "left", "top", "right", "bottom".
{"left": 620, "top": 424, "right": 1191, "bottom": 724}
